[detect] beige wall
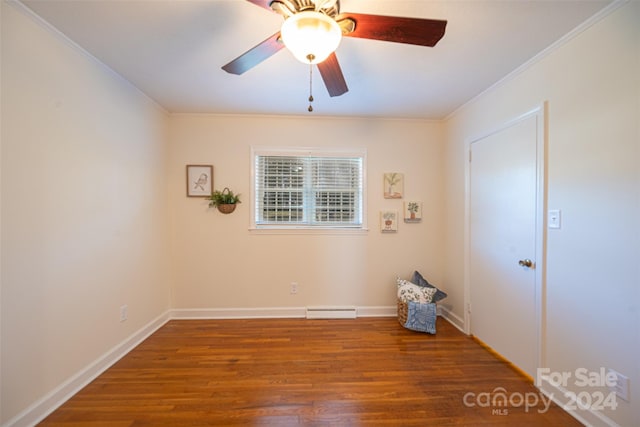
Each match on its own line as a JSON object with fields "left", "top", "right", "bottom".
{"left": 1, "top": 3, "right": 171, "bottom": 423}
{"left": 443, "top": 2, "right": 639, "bottom": 426}
{"left": 168, "top": 114, "right": 446, "bottom": 311}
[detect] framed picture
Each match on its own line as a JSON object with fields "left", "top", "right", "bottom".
{"left": 404, "top": 201, "right": 422, "bottom": 222}
{"left": 381, "top": 210, "right": 398, "bottom": 233}
{"left": 186, "top": 165, "right": 213, "bottom": 197}
{"left": 383, "top": 173, "right": 403, "bottom": 199}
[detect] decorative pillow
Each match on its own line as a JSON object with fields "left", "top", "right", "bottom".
{"left": 411, "top": 271, "right": 448, "bottom": 303}
{"left": 397, "top": 278, "right": 437, "bottom": 303}
{"left": 404, "top": 301, "right": 437, "bottom": 334}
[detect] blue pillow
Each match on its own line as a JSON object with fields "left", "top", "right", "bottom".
{"left": 404, "top": 301, "right": 437, "bottom": 334}
{"left": 411, "top": 271, "right": 448, "bottom": 302}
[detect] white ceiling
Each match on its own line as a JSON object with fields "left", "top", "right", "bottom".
{"left": 21, "top": 0, "right": 613, "bottom": 119}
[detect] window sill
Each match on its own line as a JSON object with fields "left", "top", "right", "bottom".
{"left": 249, "top": 227, "right": 369, "bottom": 235}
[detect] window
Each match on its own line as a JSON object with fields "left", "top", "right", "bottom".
{"left": 252, "top": 148, "right": 366, "bottom": 230}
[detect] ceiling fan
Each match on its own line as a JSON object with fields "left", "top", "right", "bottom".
{"left": 222, "top": 0, "right": 447, "bottom": 101}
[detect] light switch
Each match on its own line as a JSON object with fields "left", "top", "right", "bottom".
{"left": 548, "top": 209, "right": 561, "bottom": 229}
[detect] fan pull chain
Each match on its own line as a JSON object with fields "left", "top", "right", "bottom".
{"left": 307, "top": 54, "right": 314, "bottom": 112}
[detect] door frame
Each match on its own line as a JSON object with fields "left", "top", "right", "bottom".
{"left": 463, "top": 102, "right": 548, "bottom": 374}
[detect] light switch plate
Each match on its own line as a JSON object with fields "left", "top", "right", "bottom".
{"left": 548, "top": 209, "right": 561, "bottom": 229}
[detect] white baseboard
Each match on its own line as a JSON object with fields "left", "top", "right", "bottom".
{"left": 357, "top": 305, "right": 396, "bottom": 317}
{"left": 4, "top": 310, "right": 171, "bottom": 427}
{"left": 170, "top": 306, "right": 398, "bottom": 320}
{"left": 438, "top": 305, "right": 466, "bottom": 332}
{"left": 537, "top": 380, "right": 623, "bottom": 427}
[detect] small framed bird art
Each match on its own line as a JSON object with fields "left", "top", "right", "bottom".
{"left": 186, "top": 165, "right": 213, "bottom": 197}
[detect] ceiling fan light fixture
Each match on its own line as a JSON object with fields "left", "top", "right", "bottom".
{"left": 280, "top": 11, "right": 342, "bottom": 64}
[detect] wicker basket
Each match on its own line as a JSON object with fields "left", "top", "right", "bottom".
{"left": 397, "top": 300, "right": 409, "bottom": 326}
{"left": 217, "top": 204, "right": 237, "bottom": 214}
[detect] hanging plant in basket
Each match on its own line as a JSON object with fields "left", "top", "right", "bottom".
{"left": 207, "top": 187, "right": 241, "bottom": 214}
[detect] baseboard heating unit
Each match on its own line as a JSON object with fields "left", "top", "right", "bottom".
{"left": 306, "top": 307, "right": 357, "bottom": 319}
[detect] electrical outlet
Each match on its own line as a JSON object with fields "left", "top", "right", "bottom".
{"left": 120, "top": 305, "right": 128, "bottom": 322}
{"left": 608, "top": 369, "right": 630, "bottom": 401}
{"left": 290, "top": 282, "right": 299, "bottom": 295}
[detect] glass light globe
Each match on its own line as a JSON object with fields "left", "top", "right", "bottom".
{"left": 280, "top": 11, "right": 342, "bottom": 64}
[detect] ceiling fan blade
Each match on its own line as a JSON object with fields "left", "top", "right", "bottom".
{"left": 317, "top": 52, "right": 348, "bottom": 97}
{"left": 337, "top": 13, "right": 447, "bottom": 47}
{"left": 245, "top": 0, "right": 273, "bottom": 12}
{"left": 222, "top": 32, "right": 285, "bottom": 75}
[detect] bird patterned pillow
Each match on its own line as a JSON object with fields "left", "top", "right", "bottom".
{"left": 396, "top": 278, "right": 437, "bottom": 304}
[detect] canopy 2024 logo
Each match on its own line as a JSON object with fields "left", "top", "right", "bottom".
{"left": 537, "top": 368, "right": 619, "bottom": 411}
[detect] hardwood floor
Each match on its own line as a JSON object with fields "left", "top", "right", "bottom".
{"left": 39, "top": 317, "right": 582, "bottom": 426}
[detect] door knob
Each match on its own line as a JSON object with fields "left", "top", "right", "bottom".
{"left": 518, "top": 259, "right": 533, "bottom": 268}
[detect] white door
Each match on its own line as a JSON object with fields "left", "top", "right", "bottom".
{"left": 469, "top": 112, "right": 542, "bottom": 378}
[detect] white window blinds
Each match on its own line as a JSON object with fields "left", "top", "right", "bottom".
{"left": 253, "top": 151, "right": 365, "bottom": 228}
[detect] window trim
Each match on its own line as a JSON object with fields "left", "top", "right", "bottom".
{"left": 250, "top": 147, "right": 368, "bottom": 233}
